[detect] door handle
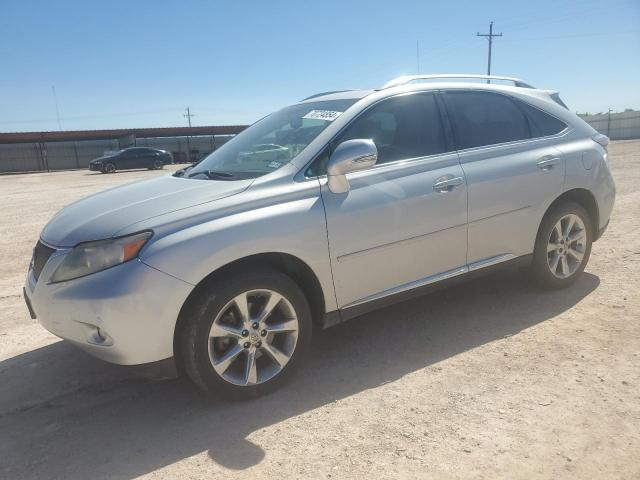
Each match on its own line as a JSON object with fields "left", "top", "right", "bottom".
{"left": 433, "top": 176, "right": 464, "bottom": 193}
{"left": 537, "top": 156, "right": 560, "bottom": 171}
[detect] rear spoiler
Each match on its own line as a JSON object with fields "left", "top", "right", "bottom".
{"left": 592, "top": 133, "right": 610, "bottom": 148}
{"left": 537, "top": 89, "right": 569, "bottom": 109}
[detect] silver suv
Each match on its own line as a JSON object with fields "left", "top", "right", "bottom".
{"left": 24, "top": 74, "right": 616, "bottom": 398}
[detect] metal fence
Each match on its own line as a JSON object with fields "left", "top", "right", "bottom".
{"left": 2, "top": 109, "right": 638, "bottom": 173}
{"left": 579, "top": 110, "right": 640, "bottom": 140}
{"left": 0, "top": 135, "right": 233, "bottom": 173}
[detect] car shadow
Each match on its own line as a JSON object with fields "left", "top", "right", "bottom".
{"left": 84, "top": 169, "right": 163, "bottom": 176}
{"left": 0, "top": 270, "right": 599, "bottom": 479}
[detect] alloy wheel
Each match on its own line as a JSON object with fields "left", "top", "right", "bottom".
{"left": 208, "top": 289, "right": 299, "bottom": 386}
{"left": 546, "top": 213, "right": 587, "bottom": 279}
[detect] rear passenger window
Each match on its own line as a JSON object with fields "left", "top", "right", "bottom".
{"left": 517, "top": 101, "right": 567, "bottom": 137}
{"left": 445, "top": 91, "right": 531, "bottom": 149}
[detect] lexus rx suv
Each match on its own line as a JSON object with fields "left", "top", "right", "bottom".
{"left": 25, "top": 74, "right": 615, "bottom": 398}
{"left": 89, "top": 147, "right": 172, "bottom": 173}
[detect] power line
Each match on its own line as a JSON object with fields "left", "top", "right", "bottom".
{"left": 0, "top": 107, "right": 185, "bottom": 125}
{"left": 501, "top": 29, "right": 640, "bottom": 43}
{"left": 477, "top": 21, "right": 503, "bottom": 82}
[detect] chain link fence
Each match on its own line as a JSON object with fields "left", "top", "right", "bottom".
{"left": 0, "top": 135, "right": 233, "bottom": 173}
{"left": 579, "top": 110, "right": 640, "bottom": 140}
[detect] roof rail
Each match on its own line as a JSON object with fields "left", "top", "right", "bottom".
{"left": 301, "top": 90, "right": 356, "bottom": 101}
{"left": 382, "top": 74, "right": 535, "bottom": 89}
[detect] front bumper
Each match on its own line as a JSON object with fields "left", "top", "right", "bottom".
{"left": 24, "top": 250, "right": 193, "bottom": 365}
{"left": 89, "top": 163, "right": 102, "bottom": 171}
{"left": 595, "top": 219, "right": 609, "bottom": 241}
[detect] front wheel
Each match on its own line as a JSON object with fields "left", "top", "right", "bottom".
{"left": 529, "top": 202, "right": 592, "bottom": 289}
{"left": 177, "top": 269, "right": 312, "bottom": 399}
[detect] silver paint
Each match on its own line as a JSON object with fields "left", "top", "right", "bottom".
{"left": 25, "top": 76, "right": 616, "bottom": 366}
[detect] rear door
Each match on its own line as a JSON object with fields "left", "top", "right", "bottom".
{"left": 141, "top": 148, "right": 158, "bottom": 168}
{"left": 442, "top": 90, "right": 565, "bottom": 266}
{"left": 318, "top": 92, "right": 468, "bottom": 308}
{"left": 119, "top": 149, "right": 138, "bottom": 169}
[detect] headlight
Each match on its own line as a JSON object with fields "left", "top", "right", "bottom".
{"left": 50, "top": 231, "right": 152, "bottom": 283}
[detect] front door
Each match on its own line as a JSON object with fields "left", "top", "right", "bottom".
{"left": 319, "top": 92, "right": 468, "bottom": 308}
{"left": 120, "top": 149, "right": 138, "bottom": 169}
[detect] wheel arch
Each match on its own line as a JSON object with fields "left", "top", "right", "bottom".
{"left": 541, "top": 188, "right": 599, "bottom": 240}
{"left": 173, "top": 252, "right": 326, "bottom": 361}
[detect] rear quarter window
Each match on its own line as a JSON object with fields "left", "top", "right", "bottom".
{"left": 517, "top": 101, "right": 568, "bottom": 137}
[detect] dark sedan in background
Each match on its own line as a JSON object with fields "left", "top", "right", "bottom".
{"left": 89, "top": 147, "right": 173, "bottom": 173}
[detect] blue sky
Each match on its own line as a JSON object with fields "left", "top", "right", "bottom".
{"left": 1, "top": 0, "right": 638, "bottom": 132}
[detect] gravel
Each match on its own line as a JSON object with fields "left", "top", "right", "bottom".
{"left": 1, "top": 143, "right": 639, "bottom": 479}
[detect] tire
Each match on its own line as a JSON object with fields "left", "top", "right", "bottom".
{"left": 529, "top": 202, "right": 592, "bottom": 289}
{"left": 103, "top": 162, "right": 116, "bottom": 174}
{"left": 177, "top": 268, "right": 312, "bottom": 399}
{"left": 153, "top": 159, "right": 164, "bottom": 170}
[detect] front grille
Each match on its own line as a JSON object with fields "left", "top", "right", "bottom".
{"left": 32, "top": 241, "right": 55, "bottom": 281}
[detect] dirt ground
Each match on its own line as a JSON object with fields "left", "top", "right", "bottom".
{"left": 0, "top": 144, "right": 638, "bottom": 480}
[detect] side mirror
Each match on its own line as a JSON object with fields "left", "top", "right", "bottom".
{"left": 326, "top": 139, "right": 378, "bottom": 193}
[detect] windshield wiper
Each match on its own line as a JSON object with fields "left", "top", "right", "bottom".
{"left": 173, "top": 165, "right": 193, "bottom": 177}
{"left": 187, "top": 169, "right": 238, "bottom": 180}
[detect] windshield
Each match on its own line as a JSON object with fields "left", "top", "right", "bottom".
{"left": 186, "top": 99, "right": 357, "bottom": 180}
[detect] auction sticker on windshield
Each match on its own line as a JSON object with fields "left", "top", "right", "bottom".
{"left": 302, "top": 110, "right": 343, "bottom": 121}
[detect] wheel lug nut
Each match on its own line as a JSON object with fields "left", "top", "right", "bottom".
{"left": 252, "top": 322, "right": 259, "bottom": 329}
{"left": 260, "top": 329, "right": 267, "bottom": 337}
{"left": 243, "top": 342, "right": 250, "bottom": 349}
{"left": 241, "top": 329, "right": 249, "bottom": 337}
{"left": 256, "top": 341, "right": 262, "bottom": 348}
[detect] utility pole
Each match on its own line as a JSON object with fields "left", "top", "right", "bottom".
{"left": 52, "top": 86, "right": 62, "bottom": 131}
{"left": 477, "top": 21, "right": 503, "bottom": 82}
{"left": 184, "top": 107, "right": 195, "bottom": 162}
{"left": 183, "top": 107, "right": 195, "bottom": 128}
{"left": 607, "top": 107, "right": 613, "bottom": 137}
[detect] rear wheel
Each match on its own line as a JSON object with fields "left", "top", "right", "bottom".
{"left": 178, "top": 269, "right": 312, "bottom": 399}
{"left": 529, "top": 202, "right": 592, "bottom": 289}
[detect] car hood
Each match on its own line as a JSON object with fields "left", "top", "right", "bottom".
{"left": 41, "top": 175, "right": 253, "bottom": 247}
{"left": 90, "top": 155, "right": 117, "bottom": 163}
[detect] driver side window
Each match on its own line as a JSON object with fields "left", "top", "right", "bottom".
{"left": 306, "top": 93, "right": 447, "bottom": 177}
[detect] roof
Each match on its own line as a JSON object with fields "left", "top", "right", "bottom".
{"left": 0, "top": 125, "right": 248, "bottom": 144}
